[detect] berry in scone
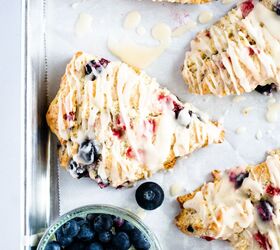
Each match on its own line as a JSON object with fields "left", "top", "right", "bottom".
{"left": 176, "top": 149, "right": 280, "bottom": 249}
{"left": 182, "top": 0, "right": 280, "bottom": 96}
{"left": 46, "top": 52, "right": 224, "bottom": 188}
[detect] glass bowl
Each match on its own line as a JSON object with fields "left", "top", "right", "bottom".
{"left": 37, "top": 204, "right": 161, "bottom": 250}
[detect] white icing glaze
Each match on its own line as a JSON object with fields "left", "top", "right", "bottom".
{"left": 198, "top": 11, "right": 213, "bottom": 24}
{"left": 183, "top": 1, "right": 280, "bottom": 96}
{"left": 123, "top": 11, "right": 141, "bottom": 30}
{"left": 54, "top": 53, "right": 223, "bottom": 187}
{"left": 107, "top": 37, "right": 170, "bottom": 69}
{"left": 152, "top": 23, "right": 172, "bottom": 42}
{"left": 182, "top": 152, "right": 280, "bottom": 248}
{"left": 75, "top": 12, "right": 93, "bottom": 38}
{"left": 266, "top": 102, "right": 280, "bottom": 123}
{"left": 172, "top": 20, "right": 197, "bottom": 38}
{"left": 236, "top": 126, "right": 247, "bottom": 134}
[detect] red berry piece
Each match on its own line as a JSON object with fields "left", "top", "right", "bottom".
{"left": 240, "top": 0, "right": 254, "bottom": 18}
{"left": 266, "top": 184, "right": 280, "bottom": 196}
{"left": 253, "top": 232, "right": 271, "bottom": 250}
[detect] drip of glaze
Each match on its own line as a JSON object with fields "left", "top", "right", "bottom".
{"left": 172, "top": 20, "right": 197, "bottom": 38}
{"left": 123, "top": 11, "right": 141, "bottom": 30}
{"left": 75, "top": 12, "right": 93, "bottom": 38}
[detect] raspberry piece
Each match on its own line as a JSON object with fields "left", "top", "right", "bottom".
{"left": 240, "top": 0, "right": 254, "bottom": 18}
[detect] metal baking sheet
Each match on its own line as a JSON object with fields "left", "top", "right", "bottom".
{"left": 22, "top": 0, "right": 280, "bottom": 249}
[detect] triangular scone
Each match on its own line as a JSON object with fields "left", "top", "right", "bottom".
{"left": 182, "top": 0, "right": 280, "bottom": 96}
{"left": 153, "top": 0, "right": 212, "bottom": 4}
{"left": 46, "top": 52, "right": 224, "bottom": 188}
{"left": 176, "top": 150, "right": 280, "bottom": 249}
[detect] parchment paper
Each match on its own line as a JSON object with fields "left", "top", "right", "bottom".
{"left": 46, "top": 0, "right": 280, "bottom": 249}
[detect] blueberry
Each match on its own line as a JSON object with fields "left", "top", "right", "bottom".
{"left": 255, "top": 83, "right": 277, "bottom": 95}
{"left": 112, "top": 232, "right": 131, "bottom": 250}
{"left": 86, "top": 213, "right": 97, "bottom": 223}
{"left": 65, "top": 241, "right": 86, "bottom": 250}
{"left": 87, "top": 242, "right": 104, "bottom": 250}
{"left": 273, "top": 3, "right": 280, "bottom": 15}
{"left": 85, "top": 64, "right": 93, "bottom": 75}
{"left": 135, "top": 182, "right": 164, "bottom": 210}
{"left": 45, "top": 241, "right": 61, "bottom": 250}
{"left": 61, "top": 219, "right": 80, "bottom": 238}
{"left": 68, "top": 160, "right": 88, "bottom": 179}
{"left": 98, "top": 231, "right": 112, "bottom": 243}
{"left": 77, "top": 223, "right": 95, "bottom": 241}
{"left": 93, "top": 214, "right": 113, "bottom": 232}
{"left": 120, "top": 220, "right": 135, "bottom": 232}
{"left": 235, "top": 172, "right": 249, "bottom": 189}
{"left": 187, "top": 225, "right": 194, "bottom": 233}
{"left": 74, "top": 217, "right": 87, "bottom": 226}
{"left": 113, "top": 217, "right": 124, "bottom": 228}
{"left": 257, "top": 200, "right": 274, "bottom": 221}
{"left": 55, "top": 227, "right": 73, "bottom": 247}
{"left": 229, "top": 171, "right": 249, "bottom": 189}
{"left": 99, "top": 58, "right": 110, "bottom": 67}
{"left": 173, "top": 102, "right": 184, "bottom": 119}
{"left": 79, "top": 140, "right": 97, "bottom": 165}
{"left": 130, "top": 228, "right": 151, "bottom": 250}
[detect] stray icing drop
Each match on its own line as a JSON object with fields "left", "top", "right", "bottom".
{"left": 124, "top": 11, "right": 141, "bottom": 30}
{"left": 75, "top": 12, "right": 93, "bottom": 38}
{"left": 236, "top": 126, "right": 247, "bottom": 134}
{"left": 255, "top": 129, "right": 263, "bottom": 140}
{"left": 198, "top": 11, "right": 213, "bottom": 24}
{"left": 172, "top": 20, "right": 197, "bottom": 37}
{"left": 266, "top": 102, "right": 280, "bottom": 123}
{"left": 152, "top": 22, "right": 172, "bottom": 42}
{"left": 242, "top": 106, "right": 254, "bottom": 115}
{"left": 107, "top": 37, "right": 170, "bottom": 69}
{"left": 232, "top": 96, "right": 246, "bottom": 103}
{"left": 170, "top": 183, "right": 185, "bottom": 197}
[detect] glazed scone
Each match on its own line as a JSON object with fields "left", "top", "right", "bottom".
{"left": 46, "top": 52, "right": 224, "bottom": 188}
{"left": 182, "top": 0, "right": 280, "bottom": 96}
{"left": 153, "top": 0, "right": 212, "bottom": 4}
{"left": 176, "top": 150, "right": 280, "bottom": 249}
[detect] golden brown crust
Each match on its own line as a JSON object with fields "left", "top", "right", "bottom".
{"left": 175, "top": 150, "right": 280, "bottom": 248}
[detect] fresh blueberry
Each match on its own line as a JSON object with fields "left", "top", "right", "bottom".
{"left": 235, "top": 172, "right": 249, "bottom": 189}
{"left": 98, "top": 231, "right": 112, "bottom": 243}
{"left": 65, "top": 241, "right": 86, "bottom": 250}
{"left": 173, "top": 102, "right": 184, "bottom": 119}
{"left": 113, "top": 217, "right": 124, "bottom": 228}
{"left": 130, "top": 228, "right": 151, "bottom": 250}
{"left": 77, "top": 223, "right": 95, "bottom": 241}
{"left": 120, "top": 220, "right": 135, "bottom": 232}
{"left": 112, "top": 232, "right": 131, "bottom": 250}
{"left": 55, "top": 227, "right": 73, "bottom": 247}
{"left": 135, "top": 182, "right": 164, "bottom": 210}
{"left": 255, "top": 83, "right": 277, "bottom": 95}
{"left": 87, "top": 242, "right": 104, "bottom": 250}
{"left": 45, "top": 241, "right": 61, "bottom": 250}
{"left": 74, "top": 217, "right": 87, "bottom": 226}
{"left": 93, "top": 214, "right": 113, "bottom": 232}
{"left": 61, "top": 219, "right": 80, "bottom": 238}
{"left": 257, "top": 200, "right": 274, "bottom": 221}
{"left": 79, "top": 140, "right": 97, "bottom": 165}
{"left": 86, "top": 213, "right": 97, "bottom": 223}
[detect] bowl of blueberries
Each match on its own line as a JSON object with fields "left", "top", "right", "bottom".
{"left": 37, "top": 204, "right": 161, "bottom": 250}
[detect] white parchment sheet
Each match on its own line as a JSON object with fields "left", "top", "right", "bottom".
{"left": 46, "top": 0, "right": 280, "bottom": 249}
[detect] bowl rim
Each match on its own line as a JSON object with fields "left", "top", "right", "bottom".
{"left": 37, "top": 204, "right": 162, "bottom": 250}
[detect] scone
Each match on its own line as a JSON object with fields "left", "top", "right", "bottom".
{"left": 46, "top": 52, "right": 224, "bottom": 188}
{"left": 176, "top": 150, "right": 280, "bottom": 249}
{"left": 182, "top": 0, "right": 280, "bottom": 96}
{"left": 153, "top": 0, "right": 212, "bottom": 4}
